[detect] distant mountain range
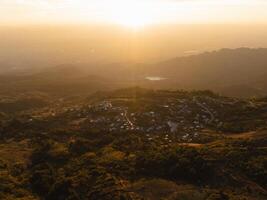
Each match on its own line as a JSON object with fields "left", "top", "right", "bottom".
{"left": 143, "top": 48, "right": 267, "bottom": 97}
{"left": 1, "top": 48, "right": 267, "bottom": 98}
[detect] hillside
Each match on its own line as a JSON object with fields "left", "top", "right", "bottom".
{"left": 145, "top": 48, "right": 267, "bottom": 97}
{"left": 1, "top": 48, "right": 267, "bottom": 98}
{"left": 0, "top": 65, "right": 117, "bottom": 96}
{"left": 0, "top": 88, "right": 267, "bottom": 200}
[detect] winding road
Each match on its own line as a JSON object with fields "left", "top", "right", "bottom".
{"left": 193, "top": 96, "right": 215, "bottom": 123}
{"left": 124, "top": 110, "right": 134, "bottom": 129}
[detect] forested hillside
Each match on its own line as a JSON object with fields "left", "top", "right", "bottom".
{"left": 0, "top": 88, "right": 266, "bottom": 200}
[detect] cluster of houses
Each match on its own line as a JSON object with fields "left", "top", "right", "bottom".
{"left": 24, "top": 93, "right": 239, "bottom": 145}
{"left": 20, "top": 94, "right": 230, "bottom": 145}
{"left": 59, "top": 96, "right": 226, "bottom": 143}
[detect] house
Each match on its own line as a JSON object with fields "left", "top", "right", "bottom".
{"left": 167, "top": 121, "right": 178, "bottom": 133}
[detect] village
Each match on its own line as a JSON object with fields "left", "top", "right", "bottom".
{"left": 11, "top": 90, "right": 264, "bottom": 146}
{"left": 53, "top": 94, "right": 230, "bottom": 145}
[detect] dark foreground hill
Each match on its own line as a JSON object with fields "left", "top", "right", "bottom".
{"left": 0, "top": 88, "right": 266, "bottom": 200}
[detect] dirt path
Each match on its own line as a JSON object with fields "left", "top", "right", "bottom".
{"left": 226, "top": 131, "right": 255, "bottom": 139}
{"left": 177, "top": 143, "right": 203, "bottom": 147}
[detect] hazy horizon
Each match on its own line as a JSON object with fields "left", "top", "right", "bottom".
{"left": 1, "top": 24, "right": 267, "bottom": 68}
{"left": 2, "top": 0, "right": 267, "bottom": 26}
{"left": 2, "top": 0, "right": 267, "bottom": 67}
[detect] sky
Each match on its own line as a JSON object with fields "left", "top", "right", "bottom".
{"left": 1, "top": 0, "right": 267, "bottom": 28}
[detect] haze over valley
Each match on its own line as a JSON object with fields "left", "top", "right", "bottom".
{"left": 1, "top": 1, "right": 267, "bottom": 200}
{"left": 1, "top": 44, "right": 267, "bottom": 98}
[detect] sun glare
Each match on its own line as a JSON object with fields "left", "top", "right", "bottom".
{"left": 2, "top": 0, "right": 267, "bottom": 26}
{"left": 103, "top": 0, "right": 163, "bottom": 29}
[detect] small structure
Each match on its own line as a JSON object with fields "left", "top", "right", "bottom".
{"left": 167, "top": 121, "right": 178, "bottom": 133}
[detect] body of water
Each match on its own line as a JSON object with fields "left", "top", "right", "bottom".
{"left": 145, "top": 76, "right": 167, "bottom": 81}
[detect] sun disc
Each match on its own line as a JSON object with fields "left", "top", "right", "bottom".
{"left": 104, "top": 0, "right": 159, "bottom": 29}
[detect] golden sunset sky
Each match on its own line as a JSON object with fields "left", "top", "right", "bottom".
{"left": 1, "top": 0, "right": 267, "bottom": 28}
